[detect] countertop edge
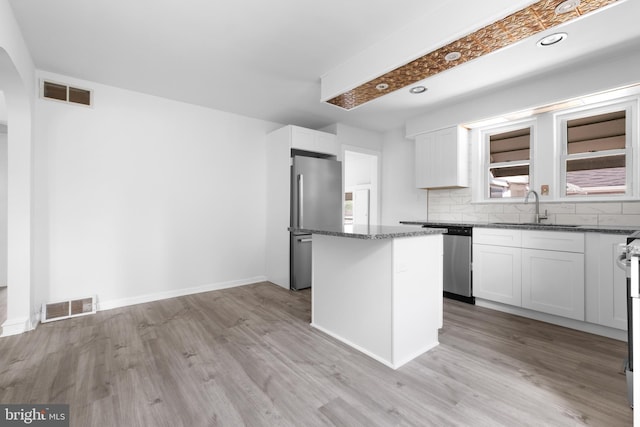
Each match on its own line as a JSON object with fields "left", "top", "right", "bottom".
{"left": 399, "top": 220, "right": 638, "bottom": 235}
{"left": 289, "top": 226, "right": 446, "bottom": 240}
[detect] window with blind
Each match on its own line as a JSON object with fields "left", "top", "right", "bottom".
{"left": 486, "top": 124, "right": 533, "bottom": 199}
{"left": 559, "top": 104, "right": 631, "bottom": 197}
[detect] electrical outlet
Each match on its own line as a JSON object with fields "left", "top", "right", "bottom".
{"left": 541, "top": 185, "right": 549, "bottom": 195}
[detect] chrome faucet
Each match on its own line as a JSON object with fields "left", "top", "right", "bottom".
{"left": 525, "top": 190, "right": 548, "bottom": 224}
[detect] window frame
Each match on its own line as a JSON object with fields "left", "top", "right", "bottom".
{"left": 479, "top": 118, "right": 536, "bottom": 202}
{"left": 555, "top": 98, "right": 637, "bottom": 201}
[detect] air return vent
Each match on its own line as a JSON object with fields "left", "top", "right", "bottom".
{"left": 41, "top": 80, "right": 92, "bottom": 106}
{"left": 41, "top": 296, "right": 97, "bottom": 323}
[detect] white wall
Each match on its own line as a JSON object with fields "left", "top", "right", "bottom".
{"left": 0, "top": 129, "right": 6, "bottom": 286}
{"left": 34, "top": 71, "right": 281, "bottom": 310}
{"left": 381, "top": 128, "right": 427, "bottom": 225}
{"left": 0, "top": 91, "right": 6, "bottom": 124}
{"left": 332, "top": 123, "right": 383, "bottom": 152}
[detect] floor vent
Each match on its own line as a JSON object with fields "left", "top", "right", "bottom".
{"left": 41, "top": 80, "right": 92, "bottom": 106}
{"left": 41, "top": 296, "right": 97, "bottom": 323}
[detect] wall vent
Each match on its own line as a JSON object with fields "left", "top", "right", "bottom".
{"left": 41, "top": 296, "right": 97, "bottom": 323}
{"left": 41, "top": 80, "right": 92, "bottom": 106}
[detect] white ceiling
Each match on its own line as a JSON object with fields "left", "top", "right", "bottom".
{"left": 8, "top": 0, "right": 640, "bottom": 132}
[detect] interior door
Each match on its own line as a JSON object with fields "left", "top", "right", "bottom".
{"left": 353, "top": 189, "right": 370, "bottom": 226}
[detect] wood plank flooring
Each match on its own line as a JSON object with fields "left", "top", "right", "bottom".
{"left": 0, "top": 282, "right": 632, "bottom": 426}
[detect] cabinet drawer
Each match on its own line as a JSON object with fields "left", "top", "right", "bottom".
{"left": 522, "top": 230, "right": 584, "bottom": 253}
{"left": 473, "top": 228, "right": 522, "bottom": 247}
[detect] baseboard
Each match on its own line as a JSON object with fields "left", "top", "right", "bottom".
{"left": 311, "top": 322, "right": 399, "bottom": 369}
{"left": 475, "top": 299, "right": 628, "bottom": 341}
{"left": 97, "top": 276, "right": 267, "bottom": 312}
{"left": 1, "top": 316, "right": 31, "bottom": 337}
{"left": 392, "top": 341, "right": 440, "bottom": 369}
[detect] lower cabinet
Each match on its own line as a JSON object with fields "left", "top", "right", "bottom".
{"left": 473, "top": 228, "right": 585, "bottom": 322}
{"left": 474, "top": 228, "right": 629, "bottom": 331}
{"left": 585, "top": 233, "right": 628, "bottom": 330}
{"left": 521, "top": 248, "right": 585, "bottom": 321}
{"left": 473, "top": 244, "right": 521, "bottom": 306}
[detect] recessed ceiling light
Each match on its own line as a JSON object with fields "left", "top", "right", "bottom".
{"left": 537, "top": 32, "right": 568, "bottom": 47}
{"left": 409, "top": 86, "right": 427, "bottom": 94}
{"left": 555, "top": 0, "right": 580, "bottom": 15}
{"left": 375, "top": 83, "right": 389, "bottom": 91}
{"left": 444, "top": 52, "right": 462, "bottom": 62}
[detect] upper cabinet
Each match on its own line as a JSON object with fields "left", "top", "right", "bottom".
{"left": 290, "top": 126, "right": 339, "bottom": 156}
{"left": 415, "top": 126, "right": 469, "bottom": 189}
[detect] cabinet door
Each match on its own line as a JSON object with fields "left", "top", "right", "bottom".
{"left": 415, "top": 131, "right": 436, "bottom": 188}
{"left": 291, "top": 126, "right": 338, "bottom": 156}
{"left": 474, "top": 227, "right": 522, "bottom": 247}
{"left": 522, "top": 249, "right": 585, "bottom": 320}
{"left": 316, "top": 131, "right": 339, "bottom": 156}
{"left": 415, "top": 126, "right": 468, "bottom": 189}
{"left": 585, "top": 233, "right": 627, "bottom": 330}
{"left": 473, "top": 244, "right": 522, "bottom": 306}
{"left": 291, "top": 126, "right": 317, "bottom": 152}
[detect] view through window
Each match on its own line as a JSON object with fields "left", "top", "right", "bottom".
{"left": 488, "top": 127, "right": 531, "bottom": 199}
{"left": 564, "top": 110, "right": 627, "bottom": 196}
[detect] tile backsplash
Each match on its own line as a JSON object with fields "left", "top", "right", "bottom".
{"left": 427, "top": 187, "right": 640, "bottom": 226}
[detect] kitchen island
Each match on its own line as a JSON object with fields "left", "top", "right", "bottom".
{"left": 290, "top": 224, "right": 445, "bottom": 369}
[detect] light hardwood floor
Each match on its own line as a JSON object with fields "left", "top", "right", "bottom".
{"left": 0, "top": 282, "right": 632, "bottom": 426}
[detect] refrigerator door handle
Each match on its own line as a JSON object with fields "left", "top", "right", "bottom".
{"left": 298, "top": 174, "right": 304, "bottom": 228}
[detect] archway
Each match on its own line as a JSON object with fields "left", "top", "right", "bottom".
{"left": 0, "top": 48, "right": 33, "bottom": 336}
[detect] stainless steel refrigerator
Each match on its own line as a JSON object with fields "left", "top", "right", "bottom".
{"left": 290, "top": 155, "right": 342, "bottom": 290}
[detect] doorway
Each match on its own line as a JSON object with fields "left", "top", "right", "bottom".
{"left": 343, "top": 149, "right": 379, "bottom": 229}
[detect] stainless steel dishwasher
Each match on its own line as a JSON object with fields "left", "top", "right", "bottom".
{"left": 423, "top": 225, "right": 474, "bottom": 304}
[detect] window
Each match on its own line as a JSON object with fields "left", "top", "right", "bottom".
{"left": 472, "top": 86, "right": 640, "bottom": 203}
{"left": 483, "top": 123, "right": 533, "bottom": 199}
{"left": 558, "top": 102, "right": 633, "bottom": 198}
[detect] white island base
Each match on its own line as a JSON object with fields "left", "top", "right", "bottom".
{"left": 311, "top": 232, "right": 443, "bottom": 369}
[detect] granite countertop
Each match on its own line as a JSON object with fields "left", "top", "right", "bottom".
{"left": 289, "top": 224, "right": 446, "bottom": 240}
{"left": 399, "top": 220, "right": 639, "bottom": 235}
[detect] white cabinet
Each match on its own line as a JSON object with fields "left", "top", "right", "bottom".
{"left": 473, "top": 244, "right": 522, "bottom": 306}
{"left": 521, "top": 231, "right": 585, "bottom": 320}
{"left": 521, "top": 248, "right": 585, "bottom": 320}
{"left": 585, "top": 233, "right": 627, "bottom": 330}
{"left": 266, "top": 125, "right": 339, "bottom": 289}
{"left": 415, "top": 126, "right": 468, "bottom": 189}
{"left": 474, "top": 228, "right": 585, "bottom": 321}
{"left": 291, "top": 126, "right": 338, "bottom": 156}
{"left": 474, "top": 227, "right": 522, "bottom": 247}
